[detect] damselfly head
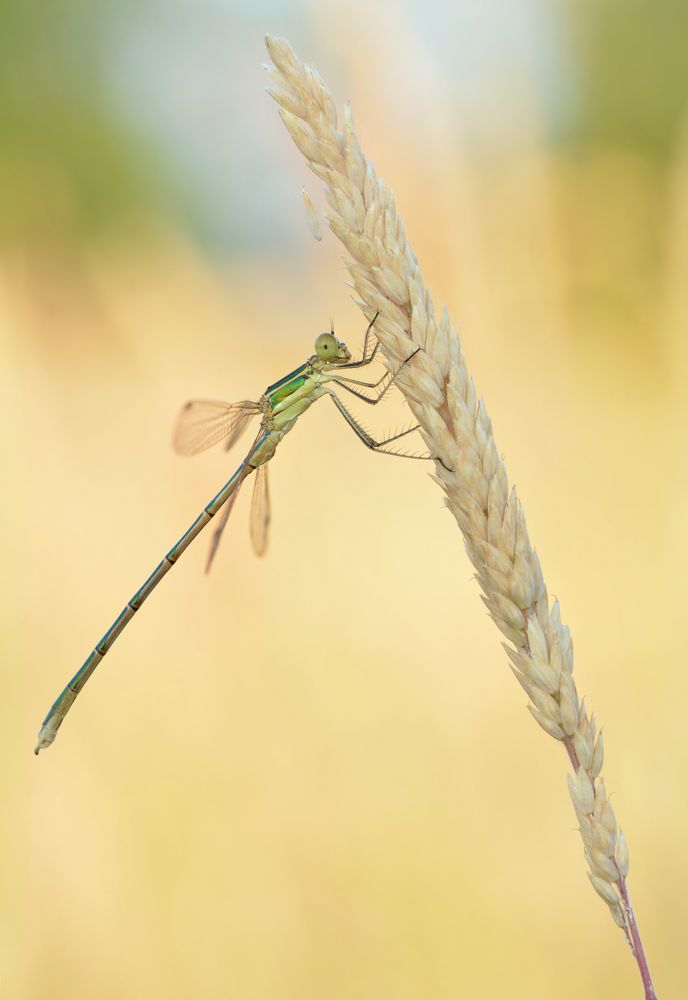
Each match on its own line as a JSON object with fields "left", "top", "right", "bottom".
{"left": 314, "top": 332, "right": 352, "bottom": 363}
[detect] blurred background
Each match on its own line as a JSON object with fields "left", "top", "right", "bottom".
{"left": 3, "top": 0, "right": 687, "bottom": 997}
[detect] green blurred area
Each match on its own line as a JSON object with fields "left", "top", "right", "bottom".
{"left": 561, "top": 0, "right": 688, "bottom": 159}
{"left": 0, "top": 0, "right": 174, "bottom": 244}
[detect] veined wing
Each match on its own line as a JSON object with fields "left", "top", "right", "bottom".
{"left": 173, "top": 400, "right": 260, "bottom": 456}
{"left": 205, "top": 461, "right": 255, "bottom": 573}
{"left": 224, "top": 409, "right": 258, "bottom": 451}
{"left": 249, "top": 464, "right": 271, "bottom": 557}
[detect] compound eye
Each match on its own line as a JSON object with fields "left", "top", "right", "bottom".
{"left": 315, "top": 333, "right": 338, "bottom": 360}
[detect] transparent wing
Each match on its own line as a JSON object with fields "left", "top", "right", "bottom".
{"left": 249, "top": 464, "right": 271, "bottom": 558}
{"left": 224, "top": 409, "right": 258, "bottom": 452}
{"left": 205, "top": 464, "right": 252, "bottom": 573}
{"left": 173, "top": 400, "right": 260, "bottom": 456}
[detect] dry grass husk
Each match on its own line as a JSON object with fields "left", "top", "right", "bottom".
{"left": 264, "top": 33, "right": 657, "bottom": 999}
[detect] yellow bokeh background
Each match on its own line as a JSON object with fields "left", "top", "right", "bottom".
{"left": 2, "top": 3, "right": 686, "bottom": 998}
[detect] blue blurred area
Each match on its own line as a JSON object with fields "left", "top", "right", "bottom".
{"left": 101, "top": 0, "right": 309, "bottom": 254}
{"left": 555, "top": 0, "right": 688, "bottom": 155}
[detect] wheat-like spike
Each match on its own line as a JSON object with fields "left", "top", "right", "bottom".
{"left": 264, "top": 34, "right": 658, "bottom": 999}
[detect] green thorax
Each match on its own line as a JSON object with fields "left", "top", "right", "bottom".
{"left": 265, "top": 363, "right": 309, "bottom": 408}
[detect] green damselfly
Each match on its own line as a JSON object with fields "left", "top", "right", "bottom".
{"left": 35, "top": 315, "right": 427, "bottom": 753}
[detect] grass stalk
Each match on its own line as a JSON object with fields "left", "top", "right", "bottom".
{"left": 264, "top": 33, "right": 658, "bottom": 999}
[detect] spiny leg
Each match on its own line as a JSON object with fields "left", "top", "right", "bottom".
{"left": 330, "top": 368, "right": 392, "bottom": 390}
{"left": 330, "top": 346, "right": 452, "bottom": 467}
{"left": 359, "top": 311, "right": 379, "bottom": 362}
{"left": 331, "top": 348, "right": 421, "bottom": 404}
{"left": 327, "top": 390, "right": 428, "bottom": 459}
{"left": 331, "top": 371, "right": 394, "bottom": 404}
{"left": 331, "top": 362, "right": 396, "bottom": 399}
{"left": 331, "top": 373, "right": 394, "bottom": 405}
{"left": 332, "top": 311, "right": 381, "bottom": 370}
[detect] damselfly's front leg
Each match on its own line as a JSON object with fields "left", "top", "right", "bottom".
{"left": 358, "top": 311, "right": 380, "bottom": 363}
{"left": 332, "top": 312, "right": 381, "bottom": 370}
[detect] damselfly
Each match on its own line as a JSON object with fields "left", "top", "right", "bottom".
{"left": 35, "top": 315, "right": 428, "bottom": 753}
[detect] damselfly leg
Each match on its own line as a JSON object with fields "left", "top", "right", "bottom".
{"left": 327, "top": 347, "right": 428, "bottom": 459}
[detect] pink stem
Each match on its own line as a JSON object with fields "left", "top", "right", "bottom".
{"left": 617, "top": 876, "right": 659, "bottom": 1000}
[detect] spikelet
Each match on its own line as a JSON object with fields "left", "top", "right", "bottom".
{"left": 302, "top": 188, "right": 322, "bottom": 240}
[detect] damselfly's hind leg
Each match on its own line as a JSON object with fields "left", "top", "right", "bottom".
{"left": 328, "top": 346, "right": 452, "bottom": 466}
{"left": 326, "top": 390, "right": 428, "bottom": 460}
